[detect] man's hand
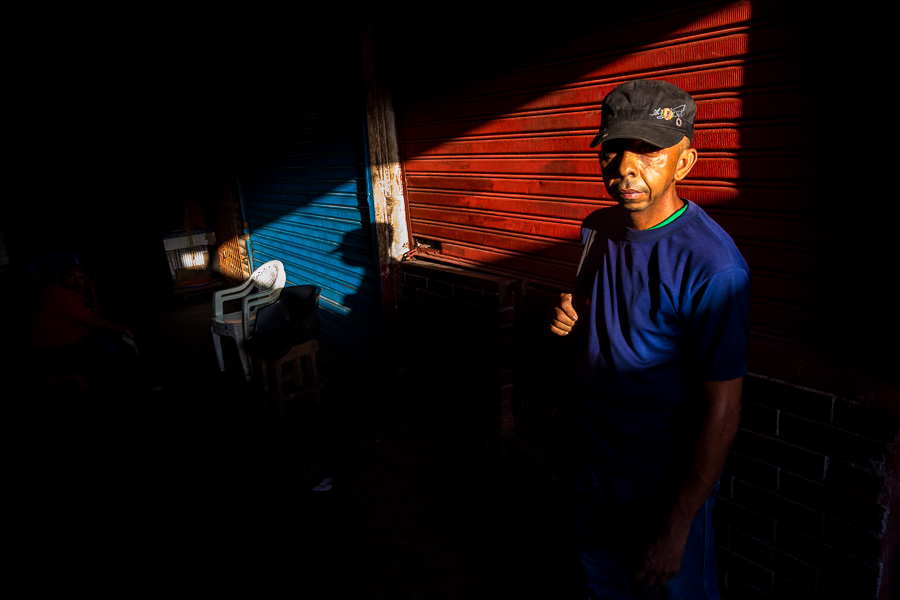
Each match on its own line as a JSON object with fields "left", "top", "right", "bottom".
{"left": 550, "top": 293, "right": 578, "bottom": 336}
{"left": 637, "top": 377, "right": 743, "bottom": 587}
{"left": 636, "top": 520, "right": 691, "bottom": 586}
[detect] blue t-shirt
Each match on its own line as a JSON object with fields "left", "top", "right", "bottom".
{"left": 572, "top": 200, "right": 750, "bottom": 482}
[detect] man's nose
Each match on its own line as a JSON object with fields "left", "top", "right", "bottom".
{"left": 617, "top": 150, "right": 640, "bottom": 177}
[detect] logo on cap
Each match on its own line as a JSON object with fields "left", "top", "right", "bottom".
{"left": 650, "top": 105, "right": 686, "bottom": 124}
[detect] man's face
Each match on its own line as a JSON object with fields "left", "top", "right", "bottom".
{"left": 61, "top": 268, "right": 85, "bottom": 293}
{"left": 599, "top": 138, "right": 688, "bottom": 214}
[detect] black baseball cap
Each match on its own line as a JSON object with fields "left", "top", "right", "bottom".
{"left": 590, "top": 79, "right": 695, "bottom": 149}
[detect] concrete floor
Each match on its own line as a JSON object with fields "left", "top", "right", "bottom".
{"left": 13, "top": 292, "right": 585, "bottom": 598}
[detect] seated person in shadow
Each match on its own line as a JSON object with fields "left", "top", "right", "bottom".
{"left": 26, "top": 263, "right": 135, "bottom": 389}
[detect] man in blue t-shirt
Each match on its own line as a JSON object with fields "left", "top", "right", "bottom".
{"left": 550, "top": 79, "right": 749, "bottom": 599}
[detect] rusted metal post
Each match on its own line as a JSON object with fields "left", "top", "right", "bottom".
{"left": 361, "top": 27, "right": 410, "bottom": 266}
{"left": 361, "top": 25, "right": 411, "bottom": 417}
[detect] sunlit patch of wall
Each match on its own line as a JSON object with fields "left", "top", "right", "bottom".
{"left": 383, "top": 4, "right": 897, "bottom": 599}
{"left": 390, "top": 1, "right": 835, "bottom": 349}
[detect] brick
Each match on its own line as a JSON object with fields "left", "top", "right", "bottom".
{"left": 775, "top": 525, "right": 879, "bottom": 591}
{"left": 779, "top": 471, "right": 887, "bottom": 534}
{"left": 717, "top": 546, "right": 774, "bottom": 594}
{"left": 522, "top": 286, "right": 560, "bottom": 314}
{"left": 427, "top": 278, "right": 453, "bottom": 298}
{"left": 779, "top": 413, "right": 890, "bottom": 468}
{"left": 729, "top": 530, "right": 818, "bottom": 590}
{"left": 732, "top": 429, "right": 827, "bottom": 481}
{"left": 726, "top": 579, "right": 776, "bottom": 599}
{"left": 481, "top": 291, "right": 509, "bottom": 311}
{"left": 726, "top": 450, "right": 780, "bottom": 490}
{"left": 816, "top": 572, "right": 877, "bottom": 599}
{"left": 416, "top": 288, "right": 449, "bottom": 311}
{"left": 475, "top": 289, "right": 502, "bottom": 309}
{"left": 825, "top": 459, "right": 885, "bottom": 503}
{"left": 714, "top": 496, "right": 777, "bottom": 545}
{"left": 741, "top": 400, "right": 779, "bottom": 436}
{"left": 822, "top": 517, "right": 882, "bottom": 566}
{"left": 401, "top": 284, "right": 419, "bottom": 301}
{"left": 742, "top": 376, "right": 833, "bottom": 422}
{"left": 772, "top": 576, "right": 818, "bottom": 599}
{"left": 732, "top": 479, "right": 823, "bottom": 538}
{"left": 402, "top": 272, "right": 427, "bottom": 289}
{"left": 832, "top": 398, "right": 900, "bottom": 444}
{"left": 451, "top": 284, "right": 483, "bottom": 306}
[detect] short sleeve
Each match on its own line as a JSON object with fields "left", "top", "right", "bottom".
{"left": 685, "top": 267, "right": 750, "bottom": 381}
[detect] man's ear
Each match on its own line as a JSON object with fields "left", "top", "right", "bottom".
{"left": 674, "top": 145, "right": 698, "bottom": 182}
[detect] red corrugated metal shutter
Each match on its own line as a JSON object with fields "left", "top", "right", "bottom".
{"left": 394, "top": 1, "right": 831, "bottom": 346}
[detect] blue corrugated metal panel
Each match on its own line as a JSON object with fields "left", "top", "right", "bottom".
{"left": 239, "top": 104, "right": 381, "bottom": 380}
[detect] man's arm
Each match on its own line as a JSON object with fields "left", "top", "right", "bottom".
{"left": 550, "top": 293, "right": 578, "bottom": 336}
{"left": 84, "top": 314, "right": 134, "bottom": 339}
{"left": 637, "top": 377, "right": 743, "bottom": 586}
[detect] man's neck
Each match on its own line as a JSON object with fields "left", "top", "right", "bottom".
{"left": 626, "top": 194, "right": 685, "bottom": 231}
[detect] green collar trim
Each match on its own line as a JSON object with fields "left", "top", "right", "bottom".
{"left": 648, "top": 203, "right": 688, "bottom": 230}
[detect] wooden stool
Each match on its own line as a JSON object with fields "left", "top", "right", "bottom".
{"left": 256, "top": 339, "right": 321, "bottom": 414}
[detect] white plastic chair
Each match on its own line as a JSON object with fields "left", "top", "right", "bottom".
{"left": 211, "top": 260, "right": 286, "bottom": 380}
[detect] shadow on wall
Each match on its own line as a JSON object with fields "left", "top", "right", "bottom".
{"left": 377, "top": 4, "right": 889, "bottom": 377}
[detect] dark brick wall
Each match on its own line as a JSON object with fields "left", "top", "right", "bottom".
{"left": 717, "top": 376, "right": 899, "bottom": 599}
{"left": 399, "top": 261, "right": 517, "bottom": 437}
{"left": 397, "top": 260, "right": 899, "bottom": 599}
